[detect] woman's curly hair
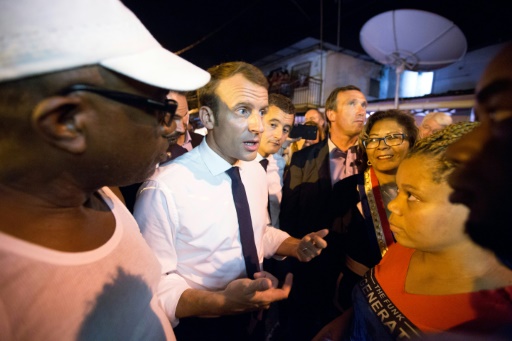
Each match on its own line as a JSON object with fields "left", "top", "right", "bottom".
{"left": 407, "top": 121, "right": 480, "bottom": 183}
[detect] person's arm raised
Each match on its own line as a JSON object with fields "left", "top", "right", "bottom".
{"left": 275, "top": 228, "right": 329, "bottom": 261}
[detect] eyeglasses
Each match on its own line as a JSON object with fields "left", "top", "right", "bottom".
{"left": 60, "top": 84, "right": 178, "bottom": 127}
{"left": 363, "top": 133, "right": 408, "bottom": 149}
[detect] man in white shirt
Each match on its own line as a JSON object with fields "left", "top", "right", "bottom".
{"left": 256, "top": 93, "right": 295, "bottom": 228}
{"left": 255, "top": 93, "right": 296, "bottom": 338}
{"left": 134, "top": 61, "right": 329, "bottom": 340}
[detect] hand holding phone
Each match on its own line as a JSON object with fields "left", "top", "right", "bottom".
{"left": 289, "top": 124, "right": 318, "bottom": 140}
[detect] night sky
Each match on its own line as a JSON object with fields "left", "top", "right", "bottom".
{"left": 122, "top": 0, "right": 510, "bottom": 70}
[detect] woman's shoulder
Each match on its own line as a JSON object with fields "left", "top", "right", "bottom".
{"left": 381, "top": 243, "right": 414, "bottom": 263}
{"left": 375, "top": 244, "right": 413, "bottom": 281}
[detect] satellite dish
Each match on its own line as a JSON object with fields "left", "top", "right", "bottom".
{"left": 360, "top": 9, "right": 467, "bottom": 108}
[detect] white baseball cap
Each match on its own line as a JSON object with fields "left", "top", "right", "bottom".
{"left": 0, "top": 0, "right": 210, "bottom": 91}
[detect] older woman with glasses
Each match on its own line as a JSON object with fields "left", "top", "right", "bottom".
{"left": 332, "top": 109, "right": 418, "bottom": 311}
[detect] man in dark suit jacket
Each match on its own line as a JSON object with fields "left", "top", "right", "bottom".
{"left": 165, "top": 127, "right": 203, "bottom": 160}
{"left": 163, "top": 93, "right": 204, "bottom": 162}
{"left": 279, "top": 85, "right": 368, "bottom": 341}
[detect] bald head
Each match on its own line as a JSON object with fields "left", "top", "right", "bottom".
{"left": 418, "top": 112, "right": 453, "bottom": 138}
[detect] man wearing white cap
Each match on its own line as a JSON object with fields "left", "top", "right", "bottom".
{"left": 0, "top": 0, "right": 209, "bottom": 340}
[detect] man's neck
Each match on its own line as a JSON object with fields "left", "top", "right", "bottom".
{"left": 0, "top": 184, "right": 114, "bottom": 251}
{"left": 258, "top": 149, "right": 270, "bottom": 158}
{"left": 329, "top": 134, "right": 358, "bottom": 152}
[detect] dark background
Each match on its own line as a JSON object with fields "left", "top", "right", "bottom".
{"left": 122, "top": 0, "right": 510, "bottom": 70}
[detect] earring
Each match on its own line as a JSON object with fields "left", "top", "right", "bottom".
{"left": 367, "top": 160, "right": 372, "bottom": 166}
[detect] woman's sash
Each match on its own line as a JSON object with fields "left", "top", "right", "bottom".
{"left": 357, "top": 268, "right": 422, "bottom": 339}
{"left": 357, "top": 167, "right": 395, "bottom": 258}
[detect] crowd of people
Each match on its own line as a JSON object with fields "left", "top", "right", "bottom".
{"left": 1, "top": 1, "right": 511, "bottom": 341}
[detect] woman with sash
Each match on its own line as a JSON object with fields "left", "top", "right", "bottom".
{"left": 315, "top": 122, "right": 512, "bottom": 340}
{"left": 333, "top": 109, "right": 418, "bottom": 310}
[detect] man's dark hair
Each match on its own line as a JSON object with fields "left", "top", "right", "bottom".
{"left": 325, "top": 85, "right": 362, "bottom": 111}
{"left": 269, "top": 93, "right": 295, "bottom": 117}
{"left": 198, "top": 61, "right": 268, "bottom": 121}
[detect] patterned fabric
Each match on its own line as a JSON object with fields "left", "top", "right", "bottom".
{"left": 358, "top": 167, "right": 395, "bottom": 258}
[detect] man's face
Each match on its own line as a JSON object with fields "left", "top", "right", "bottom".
{"left": 258, "top": 105, "right": 294, "bottom": 157}
{"left": 92, "top": 68, "right": 175, "bottom": 185}
{"left": 305, "top": 109, "right": 324, "bottom": 128}
{"left": 206, "top": 73, "right": 267, "bottom": 164}
{"left": 446, "top": 44, "right": 512, "bottom": 257}
{"left": 166, "top": 92, "right": 189, "bottom": 146}
{"left": 418, "top": 117, "right": 444, "bottom": 138}
{"left": 327, "top": 90, "right": 367, "bottom": 138}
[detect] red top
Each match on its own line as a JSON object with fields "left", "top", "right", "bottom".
{"left": 375, "top": 243, "right": 512, "bottom": 333}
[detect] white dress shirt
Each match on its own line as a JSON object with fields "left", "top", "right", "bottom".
{"left": 134, "top": 139, "right": 290, "bottom": 327}
{"left": 256, "top": 153, "right": 285, "bottom": 228}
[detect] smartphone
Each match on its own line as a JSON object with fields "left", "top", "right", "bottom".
{"left": 289, "top": 124, "right": 318, "bottom": 140}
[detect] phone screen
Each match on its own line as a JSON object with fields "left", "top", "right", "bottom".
{"left": 289, "top": 124, "right": 318, "bottom": 140}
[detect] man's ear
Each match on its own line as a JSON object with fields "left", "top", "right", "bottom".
{"left": 326, "top": 109, "right": 336, "bottom": 123}
{"left": 199, "top": 106, "right": 215, "bottom": 129}
{"left": 31, "top": 96, "right": 86, "bottom": 154}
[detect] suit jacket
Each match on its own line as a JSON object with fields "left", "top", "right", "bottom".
{"left": 280, "top": 139, "right": 348, "bottom": 278}
{"left": 279, "top": 138, "right": 362, "bottom": 339}
{"left": 280, "top": 139, "right": 332, "bottom": 237}
{"left": 166, "top": 130, "right": 204, "bottom": 161}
